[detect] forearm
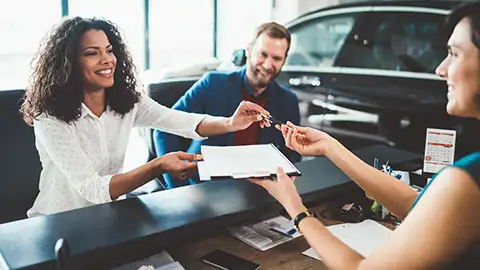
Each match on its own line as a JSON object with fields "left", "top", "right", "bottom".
{"left": 325, "top": 139, "right": 418, "bottom": 220}
{"left": 287, "top": 204, "right": 364, "bottom": 270}
{"left": 109, "top": 160, "right": 160, "bottom": 200}
{"left": 195, "top": 116, "right": 234, "bottom": 137}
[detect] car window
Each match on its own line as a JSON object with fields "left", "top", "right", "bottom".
{"left": 337, "top": 12, "right": 446, "bottom": 73}
{"left": 286, "top": 14, "right": 357, "bottom": 67}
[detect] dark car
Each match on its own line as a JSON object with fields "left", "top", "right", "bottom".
{"left": 145, "top": 0, "right": 479, "bottom": 161}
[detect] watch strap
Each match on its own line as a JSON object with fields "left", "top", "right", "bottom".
{"left": 293, "top": 209, "right": 315, "bottom": 232}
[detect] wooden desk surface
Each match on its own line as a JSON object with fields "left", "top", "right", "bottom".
{"left": 168, "top": 202, "right": 394, "bottom": 270}
{"left": 169, "top": 229, "right": 320, "bottom": 270}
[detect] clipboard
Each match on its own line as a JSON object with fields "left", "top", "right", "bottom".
{"left": 198, "top": 144, "right": 301, "bottom": 180}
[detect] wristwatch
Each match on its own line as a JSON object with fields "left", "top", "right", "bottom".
{"left": 293, "top": 209, "right": 315, "bottom": 233}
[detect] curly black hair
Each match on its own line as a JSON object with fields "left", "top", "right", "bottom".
{"left": 21, "top": 16, "right": 140, "bottom": 125}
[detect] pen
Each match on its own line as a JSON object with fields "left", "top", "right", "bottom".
{"left": 269, "top": 227, "right": 296, "bottom": 238}
{"left": 260, "top": 114, "right": 293, "bottom": 130}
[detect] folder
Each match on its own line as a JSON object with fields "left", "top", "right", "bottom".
{"left": 198, "top": 144, "right": 301, "bottom": 180}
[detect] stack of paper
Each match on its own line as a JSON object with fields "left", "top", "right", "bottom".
{"left": 110, "top": 250, "right": 185, "bottom": 270}
{"left": 228, "top": 215, "right": 301, "bottom": 251}
{"left": 302, "top": 219, "right": 392, "bottom": 260}
{"left": 198, "top": 144, "right": 301, "bottom": 180}
{"left": 136, "top": 262, "right": 184, "bottom": 270}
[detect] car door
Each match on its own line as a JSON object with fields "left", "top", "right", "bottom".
{"left": 277, "top": 9, "right": 364, "bottom": 136}
{"left": 330, "top": 8, "right": 452, "bottom": 152}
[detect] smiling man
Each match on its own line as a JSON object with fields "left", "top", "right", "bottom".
{"left": 154, "top": 22, "right": 301, "bottom": 189}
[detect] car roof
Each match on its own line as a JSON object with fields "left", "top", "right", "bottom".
{"left": 297, "top": 0, "right": 470, "bottom": 19}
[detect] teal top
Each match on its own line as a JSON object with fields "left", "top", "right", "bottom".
{"left": 411, "top": 152, "right": 480, "bottom": 209}
{"left": 410, "top": 152, "right": 480, "bottom": 269}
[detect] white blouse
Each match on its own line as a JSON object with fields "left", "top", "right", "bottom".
{"left": 27, "top": 94, "right": 206, "bottom": 217}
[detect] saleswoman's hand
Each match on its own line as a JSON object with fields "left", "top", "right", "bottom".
{"left": 249, "top": 167, "right": 307, "bottom": 219}
{"left": 278, "top": 122, "right": 333, "bottom": 157}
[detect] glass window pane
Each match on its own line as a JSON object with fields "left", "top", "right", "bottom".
{"left": 338, "top": 12, "right": 445, "bottom": 73}
{"left": 0, "top": 0, "right": 61, "bottom": 90}
{"left": 69, "top": 0, "right": 145, "bottom": 71}
{"left": 217, "top": 0, "right": 272, "bottom": 61}
{"left": 286, "top": 15, "right": 356, "bottom": 67}
{"left": 149, "top": 0, "right": 214, "bottom": 69}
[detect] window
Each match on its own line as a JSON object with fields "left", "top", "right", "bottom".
{"left": 69, "top": 0, "right": 145, "bottom": 71}
{"left": 149, "top": 0, "right": 214, "bottom": 70}
{"left": 0, "top": 0, "right": 61, "bottom": 90}
{"left": 216, "top": 0, "right": 272, "bottom": 61}
{"left": 337, "top": 12, "right": 446, "bottom": 73}
{"left": 286, "top": 15, "right": 356, "bottom": 67}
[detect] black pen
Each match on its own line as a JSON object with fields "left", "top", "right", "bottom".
{"left": 269, "top": 227, "right": 297, "bottom": 238}
{"left": 260, "top": 114, "right": 293, "bottom": 130}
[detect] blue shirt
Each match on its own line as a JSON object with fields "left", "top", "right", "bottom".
{"left": 154, "top": 67, "right": 301, "bottom": 188}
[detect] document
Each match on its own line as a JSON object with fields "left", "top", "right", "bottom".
{"left": 302, "top": 219, "right": 392, "bottom": 260}
{"left": 136, "top": 262, "right": 185, "bottom": 270}
{"left": 197, "top": 160, "right": 211, "bottom": 181}
{"left": 228, "top": 215, "right": 301, "bottom": 251}
{"left": 199, "top": 144, "right": 301, "bottom": 180}
{"left": 154, "top": 262, "right": 185, "bottom": 270}
{"left": 110, "top": 250, "right": 185, "bottom": 270}
{"left": 423, "top": 128, "right": 456, "bottom": 173}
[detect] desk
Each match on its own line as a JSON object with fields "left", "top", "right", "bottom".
{"left": 0, "top": 145, "right": 420, "bottom": 270}
{"left": 168, "top": 202, "right": 396, "bottom": 270}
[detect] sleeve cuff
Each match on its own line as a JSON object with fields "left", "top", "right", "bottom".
{"left": 98, "top": 174, "right": 114, "bottom": 204}
{"left": 190, "top": 114, "right": 209, "bottom": 140}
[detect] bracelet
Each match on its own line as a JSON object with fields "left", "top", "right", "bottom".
{"left": 293, "top": 209, "right": 315, "bottom": 233}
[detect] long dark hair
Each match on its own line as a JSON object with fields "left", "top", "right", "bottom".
{"left": 21, "top": 16, "right": 140, "bottom": 125}
{"left": 447, "top": 2, "right": 480, "bottom": 108}
{"left": 447, "top": 2, "right": 480, "bottom": 51}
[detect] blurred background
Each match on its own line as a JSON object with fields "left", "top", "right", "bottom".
{"left": 2, "top": 0, "right": 479, "bottom": 170}
{"left": 0, "top": 0, "right": 373, "bottom": 169}
{"left": 0, "top": 0, "right": 367, "bottom": 91}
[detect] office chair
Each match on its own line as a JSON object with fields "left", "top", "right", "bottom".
{"left": 0, "top": 89, "right": 42, "bottom": 224}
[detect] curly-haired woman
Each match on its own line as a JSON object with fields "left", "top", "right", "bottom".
{"left": 21, "top": 17, "right": 270, "bottom": 217}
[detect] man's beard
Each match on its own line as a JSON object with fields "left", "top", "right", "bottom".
{"left": 246, "top": 61, "right": 280, "bottom": 89}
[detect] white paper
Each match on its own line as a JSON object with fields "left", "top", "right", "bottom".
{"left": 302, "top": 247, "right": 319, "bottom": 260}
{"left": 155, "top": 262, "right": 185, "bottom": 270}
{"left": 228, "top": 215, "right": 301, "bottom": 251}
{"left": 110, "top": 250, "right": 175, "bottom": 270}
{"left": 200, "top": 144, "right": 299, "bottom": 180}
{"left": 197, "top": 161, "right": 211, "bottom": 181}
{"left": 302, "top": 219, "right": 392, "bottom": 260}
{"left": 423, "top": 128, "right": 456, "bottom": 173}
{"left": 392, "top": 170, "right": 410, "bottom": 185}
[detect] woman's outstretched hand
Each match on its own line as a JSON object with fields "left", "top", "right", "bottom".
{"left": 278, "top": 122, "right": 332, "bottom": 157}
{"left": 249, "top": 167, "right": 306, "bottom": 219}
